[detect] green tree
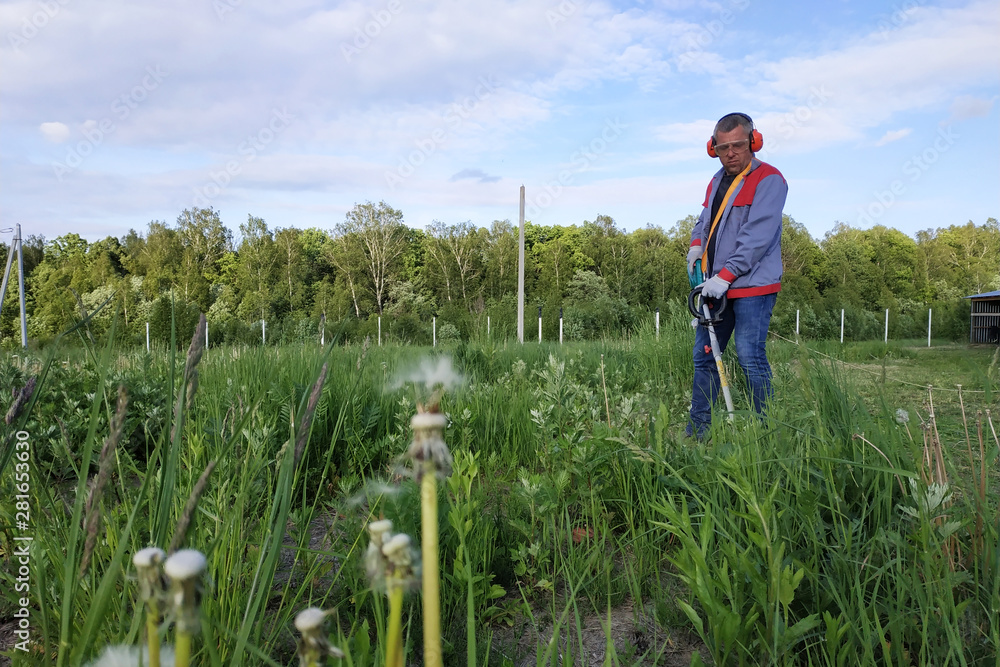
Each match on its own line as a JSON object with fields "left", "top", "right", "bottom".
{"left": 483, "top": 219, "right": 518, "bottom": 302}
{"left": 234, "top": 215, "right": 277, "bottom": 322}
{"left": 176, "top": 207, "right": 232, "bottom": 308}
{"left": 273, "top": 227, "right": 310, "bottom": 317}
{"left": 335, "top": 201, "right": 408, "bottom": 315}
{"left": 583, "top": 215, "right": 631, "bottom": 299}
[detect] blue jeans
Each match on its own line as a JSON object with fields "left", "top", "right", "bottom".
{"left": 687, "top": 292, "right": 776, "bottom": 437}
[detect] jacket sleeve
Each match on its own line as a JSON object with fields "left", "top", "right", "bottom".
{"left": 718, "top": 173, "right": 787, "bottom": 282}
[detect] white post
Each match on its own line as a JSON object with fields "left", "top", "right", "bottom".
{"left": 433, "top": 317, "right": 436, "bottom": 347}
{"left": 538, "top": 306, "right": 542, "bottom": 343}
{"left": 146, "top": 322, "right": 150, "bottom": 352}
{"left": 517, "top": 185, "right": 525, "bottom": 344}
{"left": 0, "top": 224, "right": 28, "bottom": 348}
{"left": 655, "top": 307, "right": 660, "bottom": 339}
{"left": 262, "top": 319, "right": 266, "bottom": 345}
{"left": 840, "top": 309, "right": 845, "bottom": 343}
{"left": 884, "top": 308, "right": 889, "bottom": 343}
{"left": 927, "top": 308, "right": 932, "bottom": 347}
{"left": 15, "top": 224, "right": 26, "bottom": 348}
{"left": 487, "top": 315, "right": 490, "bottom": 338}
{"left": 378, "top": 316, "right": 381, "bottom": 346}
{"left": 559, "top": 307, "right": 563, "bottom": 344}
{"left": 321, "top": 313, "right": 325, "bottom": 346}
{"left": 795, "top": 309, "right": 800, "bottom": 341}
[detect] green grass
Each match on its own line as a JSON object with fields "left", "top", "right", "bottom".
{"left": 1, "top": 314, "right": 998, "bottom": 666}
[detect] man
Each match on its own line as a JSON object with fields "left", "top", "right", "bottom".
{"left": 685, "top": 112, "right": 787, "bottom": 438}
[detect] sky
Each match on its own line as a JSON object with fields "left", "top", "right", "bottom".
{"left": 1, "top": 0, "right": 998, "bottom": 246}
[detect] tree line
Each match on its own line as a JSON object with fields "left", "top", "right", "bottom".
{"left": 1, "top": 202, "right": 997, "bottom": 347}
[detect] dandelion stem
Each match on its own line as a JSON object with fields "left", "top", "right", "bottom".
{"left": 147, "top": 609, "right": 161, "bottom": 667}
{"left": 421, "top": 460, "right": 443, "bottom": 667}
{"left": 175, "top": 631, "right": 192, "bottom": 667}
{"left": 134, "top": 547, "right": 166, "bottom": 667}
{"left": 386, "top": 586, "right": 405, "bottom": 667}
{"left": 164, "top": 549, "right": 205, "bottom": 667}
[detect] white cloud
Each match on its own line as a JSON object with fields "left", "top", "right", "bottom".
{"left": 39, "top": 121, "right": 69, "bottom": 143}
{"left": 874, "top": 128, "right": 912, "bottom": 146}
{"left": 743, "top": 0, "right": 999, "bottom": 144}
{"left": 1, "top": 1, "right": 997, "bottom": 242}
{"left": 948, "top": 94, "right": 996, "bottom": 122}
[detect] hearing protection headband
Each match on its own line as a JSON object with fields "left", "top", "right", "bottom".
{"left": 707, "top": 112, "right": 763, "bottom": 157}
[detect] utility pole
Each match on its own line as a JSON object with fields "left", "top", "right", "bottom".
{"left": 517, "top": 186, "right": 525, "bottom": 344}
{"left": 0, "top": 224, "right": 28, "bottom": 348}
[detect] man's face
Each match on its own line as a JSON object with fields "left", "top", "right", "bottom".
{"left": 714, "top": 126, "right": 753, "bottom": 175}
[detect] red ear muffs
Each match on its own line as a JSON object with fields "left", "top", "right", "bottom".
{"left": 707, "top": 115, "right": 763, "bottom": 157}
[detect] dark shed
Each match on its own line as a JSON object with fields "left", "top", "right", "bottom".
{"left": 965, "top": 290, "right": 1000, "bottom": 343}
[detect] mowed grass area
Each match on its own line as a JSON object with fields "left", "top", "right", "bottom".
{"left": 1, "top": 317, "right": 998, "bottom": 667}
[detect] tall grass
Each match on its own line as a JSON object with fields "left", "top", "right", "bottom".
{"left": 1, "top": 306, "right": 997, "bottom": 665}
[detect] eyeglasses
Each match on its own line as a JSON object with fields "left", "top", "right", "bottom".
{"left": 714, "top": 139, "right": 749, "bottom": 154}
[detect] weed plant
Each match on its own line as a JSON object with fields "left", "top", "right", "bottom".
{"left": 0, "top": 306, "right": 997, "bottom": 666}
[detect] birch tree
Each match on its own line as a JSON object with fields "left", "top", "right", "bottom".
{"left": 335, "top": 201, "right": 408, "bottom": 315}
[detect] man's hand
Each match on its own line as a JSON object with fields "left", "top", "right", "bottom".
{"left": 686, "top": 245, "right": 703, "bottom": 272}
{"left": 701, "top": 275, "right": 731, "bottom": 298}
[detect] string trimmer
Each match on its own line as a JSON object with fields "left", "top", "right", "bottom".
{"left": 688, "top": 285, "right": 735, "bottom": 421}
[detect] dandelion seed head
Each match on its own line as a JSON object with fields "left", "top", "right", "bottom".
{"left": 382, "top": 533, "right": 411, "bottom": 560}
{"left": 294, "top": 607, "right": 327, "bottom": 632}
{"left": 84, "top": 644, "right": 175, "bottom": 667}
{"left": 133, "top": 547, "right": 166, "bottom": 569}
{"left": 164, "top": 549, "right": 206, "bottom": 580}
{"left": 381, "top": 531, "right": 419, "bottom": 592}
{"left": 388, "top": 355, "right": 464, "bottom": 395}
{"left": 407, "top": 412, "right": 452, "bottom": 478}
{"left": 895, "top": 408, "right": 910, "bottom": 425}
{"left": 368, "top": 519, "right": 393, "bottom": 540}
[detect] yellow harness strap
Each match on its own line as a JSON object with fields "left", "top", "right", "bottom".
{"left": 700, "top": 161, "right": 753, "bottom": 275}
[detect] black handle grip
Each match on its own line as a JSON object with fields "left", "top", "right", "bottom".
{"left": 688, "top": 286, "right": 728, "bottom": 324}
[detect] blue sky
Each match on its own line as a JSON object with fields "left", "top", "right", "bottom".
{"left": 1, "top": 0, "right": 997, "bottom": 245}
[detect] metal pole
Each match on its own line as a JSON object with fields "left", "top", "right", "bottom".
{"left": 0, "top": 228, "right": 17, "bottom": 326}
{"left": 262, "top": 319, "right": 266, "bottom": 345}
{"left": 884, "top": 308, "right": 889, "bottom": 343}
{"left": 433, "top": 316, "right": 436, "bottom": 347}
{"left": 538, "top": 306, "right": 542, "bottom": 343}
{"left": 205, "top": 320, "right": 209, "bottom": 349}
{"left": 701, "top": 302, "right": 735, "bottom": 421}
{"left": 517, "top": 185, "right": 525, "bottom": 344}
{"left": 378, "top": 315, "right": 381, "bottom": 346}
{"left": 559, "top": 307, "right": 563, "bottom": 344}
{"left": 655, "top": 307, "right": 659, "bottom": 339}
{"left": 15, "top": 225, "right": 26, "bottom": 347}
{"left": 321, "top": 312, "right": 326, "bottom": 346}
{"left": 146, "top": 322, "right": 150, "bottom": 352}
{"left": 795, "top": 309, "right": 800, "bottom": 341}
{"left": 487, "top": 315, "right": 490, "bottom": 338}
{"left": 927, "top": 308, "right": 932, "bottom": 347}
{"left": 840, "top": 309, "right": 844, "bottom": 343}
